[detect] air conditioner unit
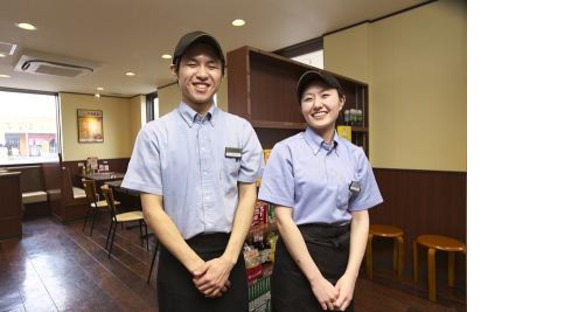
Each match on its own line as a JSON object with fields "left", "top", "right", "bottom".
{"left": 15, "top": 53, "right": 96, "bottom": 78}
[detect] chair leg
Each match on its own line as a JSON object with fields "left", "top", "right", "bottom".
{"left": 396, "top": 236, "right": 404, "bottom": 280}
{"left": 147, "top": 241, "right": 160, "bottom": 283}
{"left": 89, "top": 207, "right": 99, "bottom": 236}
{"left": 138, "top": 221, "right": 144, "bottom": 247}
{"left": 427, "top": 248, "right": 437, "bottom": 302}
{"left": 365, "top": 234, "right": 374, "bottom": 280}
{"left": 413, "top": 240, "right": 418, "bottom": 283}
{"left": 144, "top": 222, "right": 150, "bottom": 251}
{"left": 392, "top": 237, "right": 398, "bottom": 275}
{"left": 82, "top": 206, "right": 92, "bottom": 233}
{"left": 108, "top": 222, "right": 118, "bottom": 258}
{"left": 105, "top": 219, "right": 114, "bottom": 250}
{"left": 448, "top": 252, "right": 455, "bottom": 288}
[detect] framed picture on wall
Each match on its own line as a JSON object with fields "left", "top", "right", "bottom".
{"left": 77, "top": 109, "right": 104, "bottom": 143}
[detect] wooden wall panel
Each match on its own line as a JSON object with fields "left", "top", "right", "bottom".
{"left": 370, "top": 168, "right": 466, "bottom": 286}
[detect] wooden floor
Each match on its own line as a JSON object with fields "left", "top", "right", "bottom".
{"left": 0, "top": 216, "right": 466, "bottom": 312}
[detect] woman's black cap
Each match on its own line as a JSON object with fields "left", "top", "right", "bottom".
{"left": 296, "top": 70, "right": 343, "bottom": 102}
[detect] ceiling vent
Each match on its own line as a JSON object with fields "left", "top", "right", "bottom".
{"left": 14, "top": 52, "right": 96, "bottom": 78}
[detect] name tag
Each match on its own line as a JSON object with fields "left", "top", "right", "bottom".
{"left": 349, "top": 181, "right": 361, "bottom": 194}
{"left": 225, "top": 147, "right": 243, "bottom": 159}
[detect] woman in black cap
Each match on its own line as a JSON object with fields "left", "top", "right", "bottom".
{"left": 259, "top": 70, "right": 383, "bottom": 311}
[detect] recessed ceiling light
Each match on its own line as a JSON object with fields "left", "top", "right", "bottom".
{"left": 0, "top": 74, "right": 11, "bottom": 78}
{"left": 161, "top": 54, "right": 172, "bottom": 60}
{"left": 16, "top": 22, "right": 37, "bottom": 31}
{"left": 125, "top": 71, "right": 136, "bottom": 77}
{"left": 0, "top": 53, "right": 6, "bottom": 58}
{"left": 232, "top": 19, "right": 246, "bottom": 27}
{"left": 96, "top": 87, "right": 104, "bottom": 91}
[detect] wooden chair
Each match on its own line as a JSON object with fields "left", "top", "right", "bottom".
{"left": 101, "top": 185, "right": 149, "bottom": 258}
{"left": 413, "top": 234, "right": 466, "bottom": 302}
{"left": 52, "top": 167, "right": 88, "bottom": 223}
{"left": 365, "top": 224, "right": 405, "bottom": 280}
{"left": 81, "top": 179, "right": 119, "bottom": 235}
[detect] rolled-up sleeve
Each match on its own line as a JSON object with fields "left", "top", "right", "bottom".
{"left": 238, "top": 122, "right": 264, "bottom": 183}
{"left": 258, "top": 143, "right": 295, "bottom": 208}
{"left": 121, "top": 127, "right": 163, "bottom": 196}
{"left": 349, "top": 148, "right": 383, "bottom": 211}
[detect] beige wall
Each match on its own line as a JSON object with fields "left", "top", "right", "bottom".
{"left": 158, "top": 83, "right": 181, "bottom": 117}
{"left": 324, "top": 0, "right": 466, "bottom": 171}
{"left": 60, "top": 93, "right": 134, "bottom": 161}
{"left": 157, "top": 75, "right": 229, "bottom": 116}
{"left": 324, "top": 23, "right": 371, "bottom": 83}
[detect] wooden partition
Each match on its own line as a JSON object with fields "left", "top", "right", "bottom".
{"left": 0, "top": 172, "right": 22, "bottom": 240}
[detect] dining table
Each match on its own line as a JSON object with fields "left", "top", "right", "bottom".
{"left": 78, "top": 172, "right": 125, "bottom": 182}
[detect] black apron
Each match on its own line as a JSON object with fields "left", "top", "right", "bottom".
{"left": 272, "top": 223, "right": 354, "bottom": 312}
{"left": 157, "top": 233, "right": 248, "bottom": 312}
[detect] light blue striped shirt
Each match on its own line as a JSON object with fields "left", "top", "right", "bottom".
{"left": 258, "top": 127, "right": 383, "bottom": 225}
{"left": 122, "top": 102, "right": 264, "bottom": 239}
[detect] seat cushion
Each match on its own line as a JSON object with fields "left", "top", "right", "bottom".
{"left": 22, "top": 191, "right": 48, "bottom": 204}
{"left": 91, "top": 200, "right": 120, "bottom": 208}
{"left": 115, "top": 211, "right": 144, "bottom": 222}
{"left": 72, "top": 187, "right": 87, "bottom": 199}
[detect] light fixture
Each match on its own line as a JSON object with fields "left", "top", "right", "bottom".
{"left": 97, "top": 87, "right": 104, "bottom": 91}
{"left": 16, "top": 22, "right": 37, "bottom": 31}
{"left": 0, "top": 53, "right": 6, "bottom": 58}
{"left": 0, "top": 74, "right": 10, "bottom": 78}
{"left": 232, "top": 19, "right": 246, "bottom": 27}
{"left": 125, "top": 71, "right": 135, "bottom": 77}
{"left": 94, "top": 92, "right": 101, "bottom": 99}
{"left": 161, "top": 54, "right": 172, "bottom": 59}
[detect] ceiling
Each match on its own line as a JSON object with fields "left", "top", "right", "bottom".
{"left": 0, "top": 0, "right": 426, "bottom": 98}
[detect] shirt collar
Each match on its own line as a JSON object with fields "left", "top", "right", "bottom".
{"left": 178, "top": 102, "right": 218, "bottom": 127}
{"left": 304, "top": 126, "right": 340, "bottom": 156}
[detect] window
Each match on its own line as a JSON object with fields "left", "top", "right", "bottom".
{"left": 0, "top": 89, "right": 60, "bottom": 165}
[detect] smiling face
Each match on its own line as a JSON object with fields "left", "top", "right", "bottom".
{"left": 171, "top": 43, "right": 223, "bottom": 112}
{"left": 300, "top": 81, "right": 345, "bottom": 137}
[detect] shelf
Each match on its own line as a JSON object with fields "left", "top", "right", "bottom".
{"left": 251, "top": 120, "right": 368, "bottom": 133}
{"left": 251, "top": 120, "right": 306, "bottom": 130}
{"left": 228, "top": 46, "right": 370, "bottom": 155}
{"left": 248, "top": 222, "right": 278, "bottom": 237}
{"left": 345, "top": 126, "right": 369, "bottom": 133}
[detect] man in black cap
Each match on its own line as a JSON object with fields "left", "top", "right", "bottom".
{"left": 123, "top": 31, "right": 264, "bottom": 311}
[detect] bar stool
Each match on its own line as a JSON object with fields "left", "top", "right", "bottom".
{"left": 413, "top": 234, "right": 466, "bottom": 302}
{"left": 365, "top": 225, "right": 405, "bottom": 280}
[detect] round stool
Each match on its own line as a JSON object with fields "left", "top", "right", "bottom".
{"left": 365, "top": 225, "right": 404, "bottom": 280}
{"left": 413, "top": 234, "right": 466, "bottom": 302}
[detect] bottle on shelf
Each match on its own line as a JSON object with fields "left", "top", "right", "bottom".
{"left": 343, "top": 109, "right": 350, "bottom": 125}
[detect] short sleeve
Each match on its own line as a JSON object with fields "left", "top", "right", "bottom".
{"left": 121, "top": 127, "right": 163, "bottom": 195}
{"left": 349, "top": 148, "right": 383, "bottom": 211}
{"left": 238, "top": 122, "right": 264, "bottom": 183}
{"left": 258, "top": 143, "right": 295, "bottom": 208}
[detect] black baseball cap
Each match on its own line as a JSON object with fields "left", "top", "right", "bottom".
{"left": 172, "top": 31, "right": 226, "bottom": 74}
{"left": 296, "top": 70, "right": 344, "bottom": 103}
